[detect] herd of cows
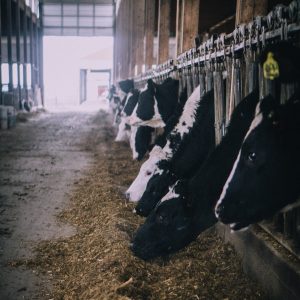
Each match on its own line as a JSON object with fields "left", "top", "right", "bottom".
{"left": 107, "top": 41, "right": 300, "bottom": 260}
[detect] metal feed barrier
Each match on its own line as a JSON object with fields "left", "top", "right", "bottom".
{"left": 134, "top": 0, "right": 300, "bottom": 257}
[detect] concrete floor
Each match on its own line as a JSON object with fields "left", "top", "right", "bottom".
{"left": 0, "top": 102, "right": 108, "bottom": 299}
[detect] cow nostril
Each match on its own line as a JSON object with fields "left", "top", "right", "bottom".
{"left": 135, "top": 207, "right": 144, "bottom": 216}
{"left": 125, "top": 192, "right": 130, "bottom": 200}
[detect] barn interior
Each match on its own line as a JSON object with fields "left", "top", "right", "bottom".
{"left": 0, "top": 0, "right": 300, "bottom": 299}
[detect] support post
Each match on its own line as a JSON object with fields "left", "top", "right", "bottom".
{"left": 29, "top": 11, "right": 34, "bottom": 92}
{"left": 235, "top": 0, "right": 268, "bottom": 25}
{"left": 134, "top": 0, "right": 145, "bottom": 75}
{"left": 182, "top": 0, "right": 199, "bottom": 52}
{"left": 0, "top": 0, "right": 2, "bottom": 104}
{"left": 176, "top": 0, "right": 183, "bottom": 56}
{"left": 23, "top": 9, "right": 28, "bottom": 101}
{"left": 16, "top": 0, "right": 22, "bottom": 107}
{"left": 7, "top": 0, "right": 13, "bottom": 92}
{"left": 38, "top": 3, "right": 44, "bottom": 106}
{"left": 157, "top": 0, "right": 170, "bottom": 65}
{"left": 145, "top": 0, "right": 155, "bottom": 70}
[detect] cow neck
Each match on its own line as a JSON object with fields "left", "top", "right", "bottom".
{"left": 155, "top": 84, "right": 179, "bottom": 123}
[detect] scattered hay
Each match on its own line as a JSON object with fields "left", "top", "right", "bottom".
{"left": 17, "top": 111, "right": 266, "bottom": 299}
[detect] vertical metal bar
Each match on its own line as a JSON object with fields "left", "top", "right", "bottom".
{"left": 38, "top": 2, "right": 44, "bottom": 106}
{"left": 77, "top": 0, "right": 79, "bottom": 36}
{"left": 23, "top": 6, "right": 28, "bottom": 101}
{"left": 29, "top": 10, "right": 34, "bottom": 93}
{"left": 60, "top": 0, "right": 63, "bottom": 35}
{"left": 112, "top": 0, "right": 116, "bottom": 82}
{"left": 93, "top": 0, "right": 96, "bottom": 36}
{"left": 7, "top": 0, "right": 13, "bottom": 92}
{"left": 16, "top": 0, "right": 22, "bottom": 107}
{"left": 0, "top": 0, "right": 2, "bottom": 105}
{"left": 35, "top": 23, "right": 39, "bottom": 86}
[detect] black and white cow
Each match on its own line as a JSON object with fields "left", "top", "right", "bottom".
{"left": 115, "top": 89, "right": 140, "bottom": 142}
{"left": 113, "top": 79, "right": 135, "bottom": 125}
{"left": 119, "top": 79, "right": 134, "bottom": 94}
{"left": 131, "top": 88, "right": 260, "bottom": 260}
{"left": 130, "top": 125, "right": 155, "bottom": 160}
{"left": 215, "top": 92, "right": 300, "bottom": 230}
{"left": 130, "top": 78, "right": 179, "bottom": 128}
{"left": 131, "top": 86, "right": 189, "bottom": 161}
{"left": 108, "top": 85, "right": 121, "bottom": 115}
{"left": 126, "top": 85, "right": 198, "bottom": 202}
{"left": 134, "top": 88, "right": 215, "bottom": 216}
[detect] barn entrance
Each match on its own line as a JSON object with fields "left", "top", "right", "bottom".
{"left": 43, "top": 36, "right": 113, "bottom": 110}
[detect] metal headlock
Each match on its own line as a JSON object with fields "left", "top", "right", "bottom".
{"left": 134, "top": 0, "right": 300, "bottom": 259}
{"left": 135, "top": 0, "right": 300, "bottom": 85}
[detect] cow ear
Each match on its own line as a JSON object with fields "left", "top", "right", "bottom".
{"left": 147, "top": 79, "right": 156, "bottom": 94}
{"left": 118, "top": 79, "right": 134, "bottom": 94}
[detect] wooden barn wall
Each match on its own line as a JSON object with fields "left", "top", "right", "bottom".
{"left": 113, "top": 0, "right": 291, "bottom": 83}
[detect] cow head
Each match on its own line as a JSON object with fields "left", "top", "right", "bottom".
{"left": 134, "top": 163, "right": 176, "bottom": 216}
{"left": 215, "top": 95, "right": 300, "bottom": 230}
{"left": 122, "top": 89, "right": 140, "bottom": 117}
{"left": 131, "top": 181, "right": 195, "bottom": 260}
{"left": 115, "top": 117, "right": 130, "bottom": 142}
{"left": 126, "top": 146, "right": 166, "bottom": 202}
{"left": 131, "top": 180, "right": 217, "bottom": 260}
{"left": 130, "top": 126, "right": 154, "bottom": 161}
{"left": 118, "top": 79, "right": 134, "bottom": 94}
{"left": 130, "top": 78, "right": 179, "bottom": 128}
{"left": 130, "top": 79, "right": 163, "bottom": 127}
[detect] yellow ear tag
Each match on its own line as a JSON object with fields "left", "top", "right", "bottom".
{"left": 263, "top": 52, "right": 280, "bottom": 80}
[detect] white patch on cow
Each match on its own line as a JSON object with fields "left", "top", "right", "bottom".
{"left": 129, "top": 96, "right": 166, "bottom": 128}
{"left": 215, "top": 151, "right": 241, "bottom": 217}
{"left": 121, "top": 92, "right": 133, "bottom": 117}
{"left": 161, "top": 85, "right": 201, "bottom": 158}
{"left": 244, "top": 112, "right": 263, "bottom": 140}
{"left": 150, "top": 96, "right": 165, "bottom": 127}
{"left": 160, "top": 182, "right": 180, "bottom": 203}
{"left": 255, "top": 101, "right": 261, "bottom": 116}
{"left": 230, "top": 223, "right": 249, "bottom": 232}
{"left": 140, "top": 83, "right": 148, "bottom": 93}
{"left": 129, "top": 104, "right": 141, "bottom": 126}
{"left": 126, "top": 146, "right": 166, "bottom": 202}
{"left": 175, "top": 85, "right": 201, "bottom": 137}
{"left": 118, "top": 90, "right": 127, "bottom": 99}
{"left": 280, "top": 198, "right": 300, "bottom": 213}
{"left": 130, "top": 126, "right": 139, "bottom": 160}
{"left": 155, "top": 167, "right": 164, "bottom": 176}
{"left": 215, "top": 110, "right": 264, "bottom": 217}
{"left": 115, "top": 118, "right": 129, "bottom": 142}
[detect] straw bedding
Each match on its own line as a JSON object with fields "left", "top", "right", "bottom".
{"left": 16, "top": 111, "right": 266, "bottom": 299}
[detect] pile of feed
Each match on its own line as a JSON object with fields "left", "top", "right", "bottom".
{"left": 21, "top": 111, "right": 266, "bottom": 299}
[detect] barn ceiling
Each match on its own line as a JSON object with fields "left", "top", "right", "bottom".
{"left": 41, "top": 0, "right": 115, "bottom": 36}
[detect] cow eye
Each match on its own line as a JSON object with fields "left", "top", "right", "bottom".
{"left": 146, "top": 171, "right": 152, "bottom": 176}
{"left": 248, "top": 152, "right": 256, "bottom": 162}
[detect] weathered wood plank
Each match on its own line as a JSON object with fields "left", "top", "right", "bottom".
{"left": 176, "top": 0, "right": 183, "bottom": 56}
{"left": 235, "top": 0, "right": 268, "bottom": 25}
{"left": 157, "top": 0, "right": 170, "bottom": 64}
{"left": 134, "top": 0, "right": 146, "bottom": 75}
{"left": 182, "top": 0, "right": 199, "bottom": 52}
{"left": 145, "top": 0, "right": 155, "bottom": 70}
